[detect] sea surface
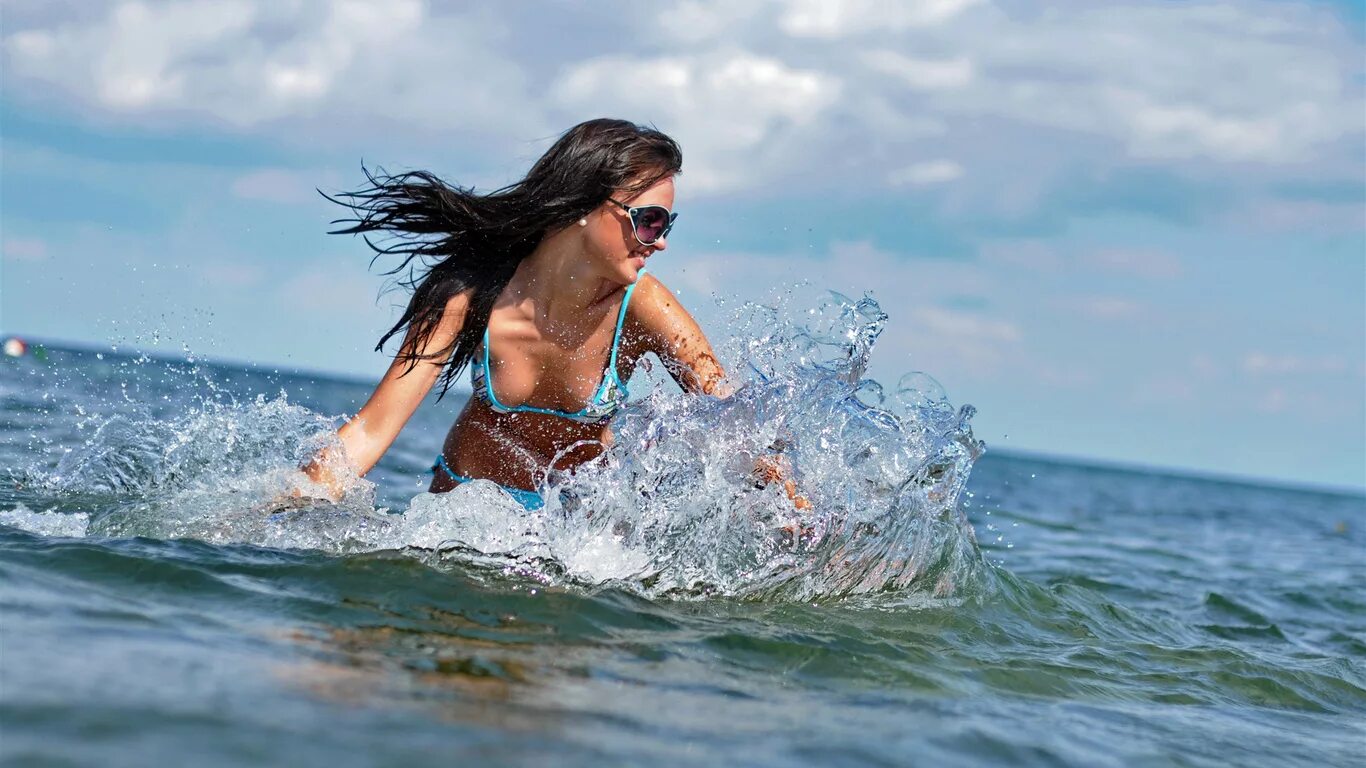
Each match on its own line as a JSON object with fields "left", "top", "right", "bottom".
{"left": 2, "top": 313, "right": 1363, "bottom": 766}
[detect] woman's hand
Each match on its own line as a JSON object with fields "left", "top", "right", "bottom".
{"left": 300, "top": 448, "right": 351, "bottom": 502}
{"left": 258, "top": 465, "right": 345, "bottom": 514}
{"left": 257, "top": 444, "right": 357, "bottom": 514}
{"left": 277, "top": 291, "right": 467, "bottom": 515}
{"left": 785, "top": 480, "right": 813, "bottom": 511}
{"left": 753, "top": 454, "right": 813, "bottom": 511}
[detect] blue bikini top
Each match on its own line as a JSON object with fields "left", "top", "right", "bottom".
{"left": 469, "top": 271, "right": 643, "bottom": 425}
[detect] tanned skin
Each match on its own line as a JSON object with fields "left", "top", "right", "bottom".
{"left": 303, "top": 176, "right": 807, "bottom": 509}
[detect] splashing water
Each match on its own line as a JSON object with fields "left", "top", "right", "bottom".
{"left": 2, "top": 292, "right": 987, "bottom": 601}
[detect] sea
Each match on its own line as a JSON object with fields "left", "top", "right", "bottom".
{"left": 2, "top": 295, "right": 1363, "bottom": 767}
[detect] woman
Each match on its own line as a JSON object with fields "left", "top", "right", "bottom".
{"left": 301, "top": 118, "right": 805, "bottom": 511}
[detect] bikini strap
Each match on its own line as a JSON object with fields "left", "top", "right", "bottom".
{"left": 608, "top": 269, "right": 646, "bottom": 372}
{"left": 482, "top": 270, "right": 644, "bottom": 412}
{"left": 479, "top": 325, "right": 510, "bottom": 410}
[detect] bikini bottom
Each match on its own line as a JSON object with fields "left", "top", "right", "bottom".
{"left": 431, "top": 454, "right": 545, "bottom": 511}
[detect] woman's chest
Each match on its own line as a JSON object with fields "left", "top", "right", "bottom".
{"left": 482, "top": 329, "right": 621, "bottom": 411}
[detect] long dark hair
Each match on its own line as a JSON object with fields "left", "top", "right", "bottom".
{"left": 325, "top": 118, "right": 682, "bottom": 398}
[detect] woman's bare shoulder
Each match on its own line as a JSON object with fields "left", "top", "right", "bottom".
{"left": 628, "top": 272, "right": 685, "bottom": 323}
{"left": 625, "top": 271, "right": 726, "bottom": 393}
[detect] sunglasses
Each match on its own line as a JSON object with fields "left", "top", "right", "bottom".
{"left": 608, "top": 197, "right": 677, "bottom": 246}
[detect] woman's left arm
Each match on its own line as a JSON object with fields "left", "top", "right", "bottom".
{"left": 627, "top": 273, "right": 728, "bottom": 395}
{"left": 629, "top": 274, "right": 811, "bottom": 511}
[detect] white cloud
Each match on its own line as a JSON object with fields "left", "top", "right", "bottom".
{"left": 670, "top": 0, "right": 1363, "bottom": 173}
{"left": 657, "top": 240, "right": 1020, "bottom": 379}
{"left": 910, "top": 305, "right": 1021, "bottom": 342}
{"left": 553, "top": 51, "right": 841, "bottom": 192}
{"left": 2, "top": 0, "right": 537, "bottom": 136}
{"left": 861, "top": 51, "right": 975, "bottom": 91}
{"left": 661, "top": 0, "right": 984, "bottom": 44}
{"left": 888, "top": 160, "right": 964, "bottom": 187}
{"left": 957, "top": 4, "right": 1362, "bottom": 164}
{"left": 1119, "top": 93, "right": 1283, "bottom": 161}
{"left": 1, "top": 0, "right": 1360, "bottom": 212}
{"left": 779, "top": 0, "right": 984, "bottom": 37}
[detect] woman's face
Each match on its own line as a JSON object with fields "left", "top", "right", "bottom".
{"left": 584, "top": 175, "right": 675, "bottom": 285}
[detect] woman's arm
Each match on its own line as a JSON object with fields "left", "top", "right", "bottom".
{"left": 629, "top": 275, "right": 810, "bottom": 511}
{"left": 302, "top": 292, "right": 469, "bottom": 498}
{"left": 627, "top": 273, "right": 727, "bottom": 395}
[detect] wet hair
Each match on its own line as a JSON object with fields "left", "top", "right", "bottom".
{"left": 325, "top": 118, "right": 682, "bottom": 398}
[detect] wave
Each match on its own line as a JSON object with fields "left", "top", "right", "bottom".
{"left": 2, "top": 290, "right": 988, "bottom": 602}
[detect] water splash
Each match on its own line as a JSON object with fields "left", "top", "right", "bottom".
{"left": 1, "top": 291, "right": 987, "bottom": 602}
{"left": 415, "top": 290, "right": 987, "bottom": 601}
{"left": 0, "top": 504, "right": 90, "bottom": 538}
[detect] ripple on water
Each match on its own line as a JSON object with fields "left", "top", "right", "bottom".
{"left": 4, "top": 299, "right": 1365, "bottom": 767}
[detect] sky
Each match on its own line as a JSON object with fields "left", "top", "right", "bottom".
{"left": 1, "top": 0, "right": 1363, "bottom": 491}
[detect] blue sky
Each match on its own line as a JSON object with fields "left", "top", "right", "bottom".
{"left": 2, "top": 0, "right": 1363, "bottom": 490}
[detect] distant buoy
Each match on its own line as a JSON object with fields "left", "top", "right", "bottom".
{"left": 2, "top": 338, "right": 27, "bottom": 358}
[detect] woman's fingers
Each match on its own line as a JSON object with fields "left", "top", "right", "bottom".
{"left": 753, "top": 455, "right": 784, "bottom": 485}
{"left": 783, "top": 479, "right": 813, "bottom": 510}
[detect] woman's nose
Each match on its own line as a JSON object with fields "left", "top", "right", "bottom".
{"left": 652, "top": 235, "right": 668, "bottom": 252}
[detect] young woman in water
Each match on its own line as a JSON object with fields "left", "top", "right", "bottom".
{"left": 301, "top": 118, "right": 806, "bottom": 511}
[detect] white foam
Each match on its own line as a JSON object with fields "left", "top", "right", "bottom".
{"left": 0, "top": 504, "right": 89, "bottom": 538}
{"left": 12, "top": 290, "right": 989, "bottom": 601}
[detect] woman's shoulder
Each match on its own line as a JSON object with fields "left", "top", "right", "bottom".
{"left": 629, "top": 270, "right": 679, "bottom": 307}
{"left": 622, "top": 270, "right": 724, "bottom": 392}
{"left": 625, "top": 271, "right": 708, "bottom": 339}
{"left": 626, "top": 271, "right": 683, "bottom": 323}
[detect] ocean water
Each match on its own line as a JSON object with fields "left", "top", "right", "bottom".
{"left": 2, "top": 298, "right": 1363, "bottom": 767}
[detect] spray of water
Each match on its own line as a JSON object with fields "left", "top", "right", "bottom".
{"left": 2, "top": 292, "right": 987, "bottom": 601}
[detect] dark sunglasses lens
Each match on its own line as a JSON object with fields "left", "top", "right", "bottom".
{"left": 634, "top": 207, "right": 668, "bottom": 244}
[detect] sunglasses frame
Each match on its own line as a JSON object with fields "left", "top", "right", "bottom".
{"left": 607, "top": 197, "right": 677, "bottom": 246}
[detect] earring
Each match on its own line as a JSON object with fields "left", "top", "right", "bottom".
{"left": 578, "top": 218, "right": 588, "bottom": 227}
